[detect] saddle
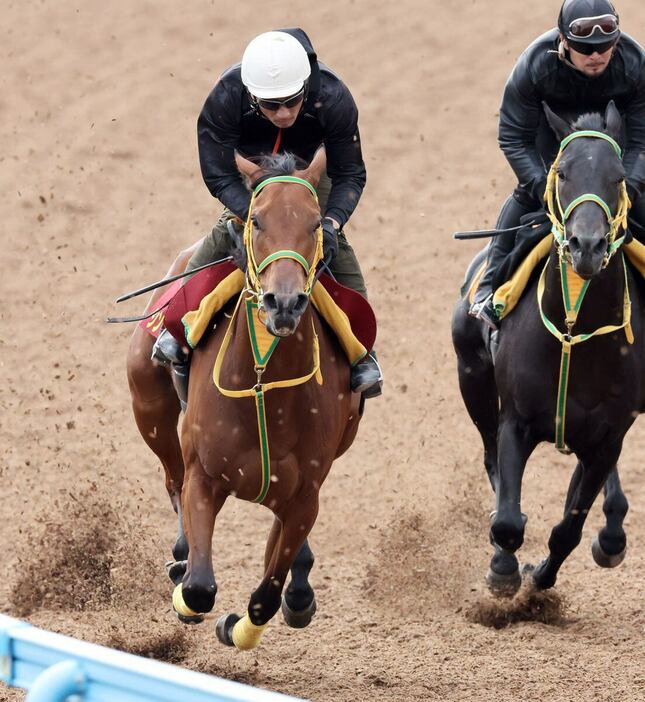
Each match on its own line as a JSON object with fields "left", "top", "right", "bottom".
{"left": 140, "top": 262, "right": 377, "bottom": 366}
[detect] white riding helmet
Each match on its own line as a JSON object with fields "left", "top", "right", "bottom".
{"left": 241, "top": 31, "right": 311, "bottom": 99}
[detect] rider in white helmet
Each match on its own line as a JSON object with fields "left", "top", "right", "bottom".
{"left": 153, "top": 29, "right": 382, "bottom": 400}
{"left": 241, "top": 31, "right": 311, "bottom": 101}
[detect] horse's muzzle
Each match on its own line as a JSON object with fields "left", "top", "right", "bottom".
{"left": 568, "top": 233, "right": 608, "bottom": 279}
{"left": 263, "top": 292, "right": 309, "bottom": 337}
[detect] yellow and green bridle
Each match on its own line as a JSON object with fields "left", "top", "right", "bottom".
{"left": 545, "top": 129, "right": 630, "bottom": 264}
{"left": 213, "top": 175, "right": 324, "bottom": 503}
{"left": 244, "top": 175, "right": 324, "bottom": 301}
{"left": 540, "top": 130, "right": 633, "bottom": 453}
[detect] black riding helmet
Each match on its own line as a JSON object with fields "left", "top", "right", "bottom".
{"left": 558, "top": 0, "right": 620, "bottom": 45}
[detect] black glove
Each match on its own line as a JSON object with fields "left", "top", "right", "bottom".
{"left": 322, "top": 218, "right": 339, "bottom": 261}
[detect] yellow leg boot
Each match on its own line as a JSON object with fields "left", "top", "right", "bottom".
{"left": 231, "top": 614, "right": 268, "bottom": 651}
{"left": 172, "top": 584, "right": 205, "bottom": 624}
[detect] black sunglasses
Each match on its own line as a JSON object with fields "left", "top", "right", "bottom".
{"left": 568, "top": 38, "right": 617, "bottom": 55}
{"left": 254, "top": 88, "right": 306, "bottom": 112}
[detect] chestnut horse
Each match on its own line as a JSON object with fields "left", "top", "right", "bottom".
{"left": 127, "top": 154, "right": 362, "bottom": 650}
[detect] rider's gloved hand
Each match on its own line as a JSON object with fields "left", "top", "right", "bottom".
{"left": 322, "top": 217, "right": 340, "bottom": 261}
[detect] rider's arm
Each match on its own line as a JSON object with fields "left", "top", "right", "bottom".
{"left": 321, "top": 84, "right": 367, "bottom": 229}
{"left": 197, "top": 81, "right": 252, "bottom": 220}
{"left": 623, "top": 64, "right": 645, "bottom": 202}
{"left": 498, "top": 53, "right": 548, "bottom": 202}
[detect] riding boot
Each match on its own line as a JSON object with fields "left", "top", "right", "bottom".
{"left": 151, "top": 329, "right": 192, "bottom": 411}
{"left": 151, "top": 328, "right": 189, "bottom": 365}
{"left": 351, "top": 351, "right": 383, "bottom": 397}
{"left": 469, "top": 194, "right": 532, "bottom": 330}
{"left": 171, "top": 361, "right": 190, "bottom": 413}
{"left": 328, "top": 232, "right": 383, "bottom": 398}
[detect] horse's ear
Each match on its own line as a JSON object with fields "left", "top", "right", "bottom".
{"left": 294, "top": 147, "right": 327, "bottom": 190}
{"left": 543, "top": 101, "right": 571, "bottom": 141}
{"left": 235, "top": 153, "right": 265, "bottom": 190}
{"left": 604, "top": 100, "right": 622, "bottom": 142}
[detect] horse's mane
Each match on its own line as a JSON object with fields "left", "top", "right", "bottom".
{"left": 250, "top": 152, "right": 307, "bottom": 190}
{"left": 571, "top": 112, "right": 606, "bottom": 132}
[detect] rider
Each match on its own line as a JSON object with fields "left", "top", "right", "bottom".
{"left": 154, "top": 28, "right": 383, "bottom": 399}
{"left": 470, "top": 0, "right": 645, "bottom": 329}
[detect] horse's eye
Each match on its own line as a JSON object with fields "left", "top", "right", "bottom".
{"left": 251, "top": 215, "right": 262, "bottom": 231}
{"left": 557, "top": 170, "right": 567, "bottom": 182}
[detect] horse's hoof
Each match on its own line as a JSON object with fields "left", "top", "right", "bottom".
{"left": 523, "top": 560, "right": 554, "bottom": 590}
{"left": 486, "top": 568, "right": 521, "bottom": 597}
{"left": 171, "top": 582, "right": 204, "bottom": 624}
{"left": 175, "top": 611, "right": 205, "bottom": 625}
{"left": 281, "top": 596, "right": 317, "bottom": 629}
{"left": 165, "top": 559, "right": 187, "bottom": 585}
{"left": 591, "top": 537, "right": 626, "bottom": 569}
{"left": 216, "top": 613, "right": 241, "bottom": 647}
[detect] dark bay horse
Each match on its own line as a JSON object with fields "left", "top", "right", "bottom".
{"left": 127, "top": 154, "right": 362, "bottom": 649}
{"left": 452, "top": 102, "right": 643, "bottom": 596}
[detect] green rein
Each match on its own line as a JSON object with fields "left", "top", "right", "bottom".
{"left": 541, "top": 130, "right": 633, "bottom": 453}
{"left": 213, "top": 176, "right": 324, "bottom": 502}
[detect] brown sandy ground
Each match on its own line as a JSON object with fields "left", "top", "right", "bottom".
{"left": 1, "top": 1, "right": 644, "bottom": 700}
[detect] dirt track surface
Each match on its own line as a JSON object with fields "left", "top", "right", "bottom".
{"left": 1, "top": 1, "right": 644, "bottom": 700}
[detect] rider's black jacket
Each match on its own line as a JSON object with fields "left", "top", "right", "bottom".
{"left": 499, "top": 29, "right": 645, "bottom": 204}
{"left": 197, "top": 28, "right": 366, "bottom": 227}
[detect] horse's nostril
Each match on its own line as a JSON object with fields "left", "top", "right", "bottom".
{"left": 293, "top": 293, "right": 309, "bottom": 315}
{"left": 594, "top": 238, "right": 609, "bottom": 255}
{"left": 263, "top": 293, "right": 277, "bottom": 312}
{"left": 568, "top": 235, "right": 580, "bottom": 252}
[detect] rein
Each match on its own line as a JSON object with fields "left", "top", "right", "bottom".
{"left": 213, "top": 175, "right": 324, "bottom": 503}
{"left": 541, "top": 130, "right": 633, "bottom": 453}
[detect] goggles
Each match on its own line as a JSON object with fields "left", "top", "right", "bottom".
{"left": 568, "top": 38, "right": 617, "bottom": 55}
{"left": 254, "top": 87, "right": 306, "bottom": 112}
{"left": 568, "top": 14, "right": 618, "bottom": 39}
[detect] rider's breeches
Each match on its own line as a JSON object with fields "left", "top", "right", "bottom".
{"left": 473, "top": 193, "right": 533, "bottom": 304}
{"left": 185, "top": 173, "right": 368, "bottom": 299}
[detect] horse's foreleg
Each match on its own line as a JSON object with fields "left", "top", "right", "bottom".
{"left": 488, "top": 418, "right": 536, "bottom": 595}
{"left": 592, "top": 467, "right": 628, "bottom": 568}
{"left": 172, "top": 471, "right": 226, "bottom": 622}
{"left": 531, "top": 442, "right": 623, "bottom": 590}
{"left": 282, "top": 539, "right": 316, "bottom": 628}
{"left": 263, "top": 520, "right": 316, "bottom": 627}
{"left": 216, "top": 491, "right": 319, "bottom": 650}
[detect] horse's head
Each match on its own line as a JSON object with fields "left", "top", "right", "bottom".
{"left": 243, "top": 153, "right": 324, "bottom": 337}
{"left": 544, "top": 101, "right": 628, "bottom": 279}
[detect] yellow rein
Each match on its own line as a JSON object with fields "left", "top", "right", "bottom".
{"left": 541, "top": 130, "right": 633, "bottom": 453}
{"left": 212, "top": 175, "right": 324, "bottom": 502}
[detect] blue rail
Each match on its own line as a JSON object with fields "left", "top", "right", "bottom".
{"left": 0, "top": 614, "right": 305, "bottom": 702}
